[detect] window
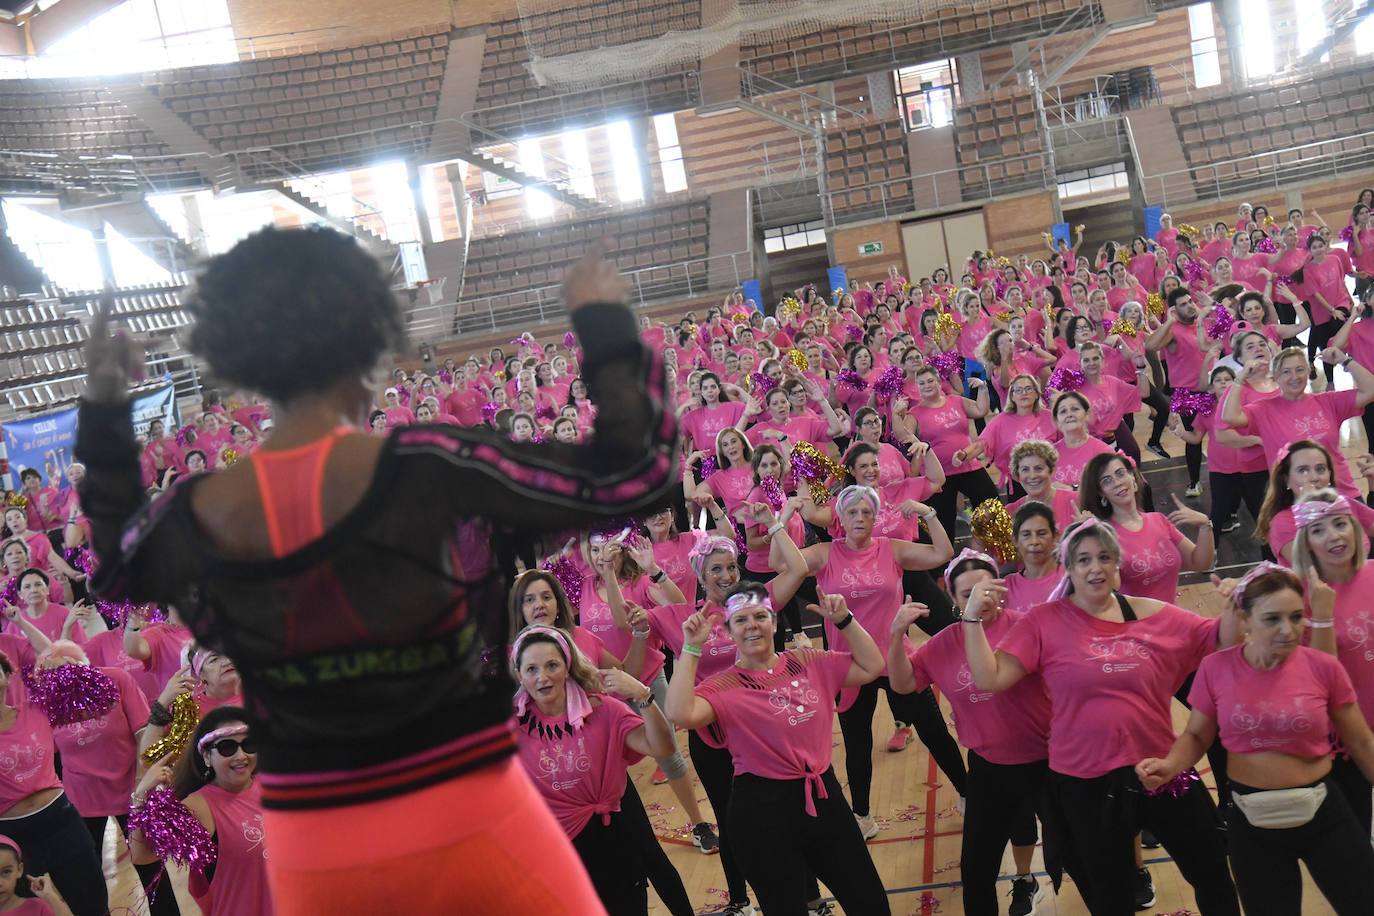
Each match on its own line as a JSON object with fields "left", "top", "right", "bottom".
{"left": 518, "top": 138, "right": 555, "bottom": 219}
{"left": 1187, "top": 4, "right": 1221, "bottom": 89}
{"left": 1294, "top": 0, "right": 1328, "bottom": 62}
{"left": 1056, "top": 163, "right": 1129, "bottom": 200}
{"left": 606, "top": 121, "right": 645, "bottom": 203}
{"left": 893, "top": 59, "right": 959, "bottom": 131}
{"left": 762, "top": 220, "right": 826, "bottom": 253}
{"left": 13, "top": 0, "right": 236, "bottom": 78}
{"left": 1358, "top": 13, "right": 1374, "bottom": 56}
{"left": 1240, "top": 0, "right": 1274, "bottom": 78}
{"left": 652, "top": 113, "right": 689, "bottom": 194}
{"left": 560, "top": 129, "right": 598, "bottom": 200}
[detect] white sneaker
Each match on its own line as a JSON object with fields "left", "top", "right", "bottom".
{"left": 956, "top": 796, "right": 967, "bottom": 815}
{"left": 855, "top": 812, "right": 879, "bottom": 839}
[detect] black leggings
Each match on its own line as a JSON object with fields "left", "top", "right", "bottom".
{"left": 1180, "top": 413, "right": 1203, "bottom": 487}
{"left": 961, "top": 752, "right": 1045, "bottom": 916}
{"left": 1047, "top": 767, "right": 1239, "bottom": 916}
{"left": 928, "top": 468, "right": 1000, "bottom": 548}
{"left": 838, "top": 676, "right": 968, "bottom": 816}
{"left": 688, "top": 730, "right": 750, "bottom": 906}
{"left": 83, "top": 814, "right": 180, "bottom": 916}
{"left": 1226, "top": 777, "right": 1374, "bottom": 916}
{"left": 1208, "top": 469, "right": 1267, "bottom": 530}
{"left": 1108, "top": 420, "right": 1141, "bottom": 467}
{"left": 901, "top": 568, "right": 957, "bottom": 636}
{"left": 5, "top": 794, "right": 107, "bottom": 916}
{"left": 1329, "top": 753, "right": 1372, "bottom": 838}
{"left": 728, "top": 769, "right": 891, "bottom": 916}
{"left": 1139, "top": 386, "right": 1171, "bottom": 445}
{"left": 1308, "top": 311, "right": 1343, "bottom": 386}
{"left": 571, "top": 779, "right": 687, "bottom": 916}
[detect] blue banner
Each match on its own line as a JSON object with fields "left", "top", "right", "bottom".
{"left": 1143, "top": 206, "right": 1163, "bottom": 244}
{"left": 740, "top": 280, "right": 763, "bottom": 313}
{"left": 1, "top": 384, "right": 178, "bottom": 490}
{"left": 1050, "top": 222, "right": 1071, "bottom": 249}
{"left": 826, "top": 266, "right": 848, "bottom": 300}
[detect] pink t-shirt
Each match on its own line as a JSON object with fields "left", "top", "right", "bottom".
{"left": 577, "top": 575, "right": 665, "bottom": 684}
{"left": 1007, "top": 488, "right": 1080, "bottom": 536}
{"left": 571, "top": 624, "right": 606, "bottom": 667}
{"left": 1050, "top": 436, "right": 1116, "bottom": 487}
{"left": 746, "top": 415, "right": 832, "bottom": 449}
{"left": 1191, "top": 410, "right": 1261, "bottom": 475}
{"left": 1297, "top": 255, "right": 1353, "bottom": 323}
{"left": 908, "top": 608, "right": 1051, "bottom": 765}
{"left": 1002, "top": 569, "right": 1062, "bottom": 613}
{"left": 909, "top": 398, "right": 980, "bottom": 474}
{"left": 651, "top": 533, "right": 698, "bottom": 609}
{"left": 1328, "top": 564, "right": 1374, "bottom": 725}
{"left": 696, "top": 648, "right": 851, "bottom": 812}
{"left": 743, "top": 485, "right": 805, "bottom": 574}
{"left": 958, "top": 316, "right": 993, "bottom": 360}
{"left": 139, "top": 622, "right": 193, "bottom": 695}
{"left": 705, "top": 466, "right": 757, "bottom": 517}
{"left": 1161, "top": 324, "right": 1206, "bottom": 392}
{"left": 1268, "top": 500, "right": 1374, "bottom": 565}
{"left": 4, "top": 900, "right": 55, "bottom": 914}
{"left": 998, "top": 597, "right": 1220, "bottom": 778}
{"left": 1342, "top": 319, "right": 1374, "bottom": 376}
{"left": 1077, "top": 376, "right": 1142, "bottom": 436}
{"left": 1190, "top": 645, "right": 1355, "bottom": 758}
{"left": 826, "top": 477, "right": 935, "bottom": 543}
{"left": 1111, "top": 513, "right": 1187, "bottom": 602}
{"left": 443, "top": 388, "right": 484, "bottom": 427}
{"left": 869, "top": 442, "right": 911, "bottom": 487}
{"left": 83, "top": 629, "right": 160, "bottom": 701}
{"left": 515, "top": 696, "right": 644, "bottom": 837}
{"left": 1240, "top": 389, "right": 1361, "bottom": 498}
{"left": 815, "top": 538, "right": 903, "bottom": 679}
{"left": 978, "top": 410, "right": 1057, "bottom": 481}
{"left": 52, "top": 667, "right": 149, "bottom": 817}
{"left": 681, "top": 402, "right": 747, "bottom": 452}
{"left": 187, "top": 781, "right": 273, "bottom": 916}
{"left": 5, "top": 605, "right": 83, "bottom": 646}
{"left": 0, "top": 671, "right": 60, "bottom": 812}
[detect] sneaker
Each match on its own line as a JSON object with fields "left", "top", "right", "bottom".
{"left": 1135, "top": 867, "right": 1156, "bottom": 910}
{"left": 1140, "top": 827, "right": 1162, "bottom": 849}
{"left": 885, "top": 724, "right": 915, "bottom": 752}
{"left": 1220, "top": 515, "right": 1241, "bottom": 533}
{"left": 1008, "top": 874, "right": 1044, "bottom": 916}
{"left": 807, "top": 902, "right": 835, "bottom": 916}
{"left": 651, "top": 765, "right": 668, "bottom": 785}
{"left": 1146, "top": 440, "right": 1171, "bottom": 460}
{"left": 856, "top": 813, "right": 879, "bottom": 840}
{"left": 719, "top": 904, "right": 753, "bottom": 916}
{"left": 1184, "top": 482, "right": 1202, "bottom": 498}
{"left": 692, "top": 821, "right": 720, "bottom": 855}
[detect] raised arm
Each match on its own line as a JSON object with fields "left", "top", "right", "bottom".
{"left": 961, "top": 578, "right": 1029, "bottom": 691}
{"left": 663, "top": 611, "right": 719, "bottom": 729}
{"left": 811, "top": 592, "right": 883, "bottom": 686}
{"left": 892, "top": 512, "right": 953, "bottom": 569}
{"left": 886, "top": 599, "right": 931, "bottom": 694}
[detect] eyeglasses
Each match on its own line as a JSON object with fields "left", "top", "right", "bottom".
{"left": 1098, "top": 467, "right": 1133, "bottom": 487}
{"left": 208, "top": 737, "right": 258, "bottom": 758}
{"left": 860, "top": 419, "right": 883, "bottom": 427}
{"left": 1010, "top": 385, "right": 1036, "bottom": 394}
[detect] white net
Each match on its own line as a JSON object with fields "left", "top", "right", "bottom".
{"left": 516, "top": 0, "right": 990, "bottom": 89}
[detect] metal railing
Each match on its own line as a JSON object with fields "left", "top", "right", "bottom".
{"left": 737, "top": 67, "right": 870, "bottom": 130}
{"left": 824, "top": 150, "right": 1055, "bottom": 225}
{"left": 404, "top": 250, "right": 752, "bottom": 340}
{"left": 984, "top": 1, "right": 1104, "bottom": 91}
{"left": 1135, "top": 127, "right": 1374, "bottom": 210}
{"left": 462, "top": 70, "right": 703, "bottom": 138}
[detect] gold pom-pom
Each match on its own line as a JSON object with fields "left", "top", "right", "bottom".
{"left": 1116, "top": 248, "right": 1132, "bottom": 265}
{"left": 902, "top": 282, "right": 914, "bottom": 294}
{"left": 1146, "top": 293, "right": 1166, "bottom": 318}
{"left": 832, "top": 287, "right": 845, "bottom": 301}
{"left": 687, "top": 323, "right": 699, "bottom": 337}
{"left": 986, "top": 248, "right": 995, "bottom": 259}
{"left": 787, "top": 348, "right": 810, "bottom": 372}
{"left": 971, "top": 498, "right": 1019, "bottom": 565}
{"left": 791, "top": 440, "right": 846, "bottom": 482}
{"left": 141, "top": 692, "right": 199, "bottom": 765}
{"left": 780, "top": 297, "right": 801, "bottom": 322}
{"left": 1177, "top": 223, "right": 1199, "bottom": 237}
{"left": 220, "top": 448, "right": 240, "bottom": 467}
{"left": 1109, "top": 318, "right": 1139, "bottom": 338}
{"left": 995, "top": 310, "right": 1012, "bottom": 322}
{"left": 933, "top": 311, "right": 961, "bottom": 339}
{"left": 1074, "top": 224, "right": 1085, "bottom": 234}
{"left": 6, "top": 492, "right": 27, "bottom": 510}
{"left": 1263, "top": 215, "right": 1275, "bottom": 228}
{"left": 996, "top": 256, "right": 1012, "bottom": 268}
{"left": 494, "top": 370, "right": 507, "bottom": 382}
{"left": 805, "top": 479, "right": 833, "bottom": 505}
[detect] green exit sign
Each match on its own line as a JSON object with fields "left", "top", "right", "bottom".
{"left": 858, "top": 241, "right": 884, "bottom": 256}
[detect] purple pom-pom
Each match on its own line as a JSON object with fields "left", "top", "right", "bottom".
{"left": 845, "top": 324, "right": 863, "bottom": 342}
{"left": 1339, "top": 225, "right": 1354, "bottom": 245}
{"left": 699, "top": 455, "right": 718, "bottom": 479}
{"left": 1206, "top": 306, "right": 1234, "bottom": 341}
{"left": 732, "top": 519, "right": 749, "bottom": 560}
{"left": 1273, "top": 272, "right": 1292, "bottom": 291}
{"left": 396, "top": 387, "right": 411, "bottom": 406}
{"left": 699, "top": 326, "right": 713, "bottom": 350}
{"left": 23, "top": 663, "right": 119, "bottom": 727}
{"left": 789, "top": 449, "right": 821, "bottom": 482}
{"left": 174, "top": 427, "right": 195, "bottom": 448}
{"left": 563, "top": 331, "right": 577, "bottom": 349}
{"left": 63, "top": 547, "right": 95, "bottom": 578}
{"left": 437, "top": 369, "right": 454, "bottom": 386}
{"left": 535, "top": 404, "right": 557, "bottom": 422}
{"left": 993, "top": 276, "right": 1008, "bottom": 300}
{"left": 929, "top": 349, "right": 964, "bottom": 383}
{"left": 1169, "top": 388, "right": 1217, "bottom": 418}
{"left": 749, "top": 372, "right": 780, "bottom": 396}
{"left": 871, "top": 365, "right": 904, "bottom": 402}
{"left": 1254, "top": 236, "right": 1278, "bottom": 254}
{"left": 1182, "top": 258, "right": 1208, "bottom": 285}
{"left": 1143, "top": 768, "right": 1201, "bottom": 799}
{"left": 127, "top": 785, "right": 218, "bottom": 875}
{"left": 96, "top": 599, "right": 163, "bottom": 629}
{"left": 0, "top": 577, "right": 18, "bottom": 609}
{"left": 835, "top": 369, "right": 867, "bottom": 391}
{"left": 541, "top": 555, "right": 584, "bottom": 611}
{"left": 759, "top": 475, "right": 785, "bottom": 513}
{"left": 1047, "top": 367, "right": 1085, "bottom": 392}
{"left": 480, "top": 402, "right": 500, "bottom": 425}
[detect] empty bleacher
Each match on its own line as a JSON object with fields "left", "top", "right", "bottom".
{"left": 825, "top": 118, "right": 911, "bottom": 221}
{"left": 140, "top": 25, "right": 451, "bottom": 174}
{"left": 462, "top": 198, "right": 710, "bottom": 302}
{"left": 953, "top": 84, "right": 1048, "bottom": 198}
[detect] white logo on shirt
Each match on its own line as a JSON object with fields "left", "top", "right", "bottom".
{"left": 1293, "top": 414, "right": 1331, "bottom": 439}
{"left": 954, "top": 662, "right": 995, "bottom": 704}
{"left": 535, "top": 734, "right": 593, "bottom": 791}
{"left": 1342, "top": 610, "right": 1374, "bottom": 663}
{"left": 1086, "top": 634, "right": 1153, "bottom": 673}
{"left": 766, "top": 678, "right": 822, "bottom": 727}
{"left": 0, "top": 732, "right": 47, "bottom": 784}
{"left": 243, "top": 811, "right": 268, "bottom": 860}
{"left": 1229, "top": 701, "right": 1313, "bottom": 750}
{"left": 59, "top": 716, "right": 110, "bottom": 747}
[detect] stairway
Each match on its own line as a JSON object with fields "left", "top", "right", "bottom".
{"left": 0, "top": 222, "right": 48, "bottom": 295}
{"left": 457, "top": 146, "right": 602, "bottom": 210}
{"left": 269, "top": 182, "right": 396, "bottom": 255}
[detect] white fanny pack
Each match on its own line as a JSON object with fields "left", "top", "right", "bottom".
{"left": 1231, "top": 783, "right": 1326, "bottom": 830}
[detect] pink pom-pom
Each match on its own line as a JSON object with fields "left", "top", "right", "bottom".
{"left": 1182, "top": 258, "right": 1208, "bottom": 285}
{"left": 127, "top": 785, "right": 218, "bottom": 875}
{"left": 541, "top": 555, "right": 584, "bottom": 611}
{"left": 0, "top": 577, "right": 17, "bottom": 609}
{"left": 535, "top": 404, "right": 557, "bottom": 422}
{"left": 1142, "top": 767, "right": 1201, "bottom": 798}
{"left": 96, "top": 599, "right": 163, "bottom": 629}
{"left": 437, "top": 369, "right": 453, "bottom": 386}
{"left": 1254, "top": 236, "right": 1278, "bottom": 254}
{"left": 1047, "top": 367, "right": 1084, "bottom": 392}
{"left": 699, "top": 326, "right": 713, "bottom": 350}
{"left": 396, "top": 387, "right": 411, "bottom": 406}
{"left": 845, "top": 324, "right": 863, "bottom": 342}
{"left": 993, "top": 276, "right": 1008, "bottom": 300}
{"left": 63, "top": 547, "right": 96, "bottom": 578}
{"left": 699, "top": 455, "right": 718, "bottom": 479}
{"left": 174, "top": 427, "right": 195, "bottom": 448}
{"left": 480, "top": 402, "right": 500, "bottom": 424}
{"left": 759, "top": 475, "right": 785, "bottom": 513}
{"left": 1339, "top": 225, "right": 1354, "bottom": 245}
{"left": 1169, "top": 388, "right": 1217, "bottom": 418}
{"left": 563, "top": 331, "right": 577, "bottom": 349}
{"left": 929, "top": 349, "right": 964, "bottom": 383}
{"left": 1206, "top": 306, "right": 1234, "bottom": 341}
{"left": 749, "top": 372, "right": 779, "bottom": 396}
{"left": 835, "top": 369, "right": 867, "bottom": 391}
{"left": 22, "top": 663, "right": 119, "bottom": 727}
{"left": 1273, "top": 272, "right": 1292, "bottom": 290}
{"left": 871, "top": 365, "right": 904, "bottom": 402}
{"left": 789, "top": 448, "right": 820, "bottom": 482}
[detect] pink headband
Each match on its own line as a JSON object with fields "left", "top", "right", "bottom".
{"left": 835, "top": 485, "right": 880, "bottom": 519}
{"left": 190, "top": 648, "right": 212, "bottom": 678}
{"left": 196, "top": 723, "right": 248, "bottom": 755}
{"left": 1231, "top": 561, "right": 1288, "bottom": 608}
{"left": 510, "top": 626, "right": 594, "bottom": 730}
{"left": 0, "top": 834, "right": 21, "bottom": 862}
{"left": 1293, "top": 495, "right": 1353, "bottom": 529}
{"left": 943, "top": 548, "right": 998, "bottom": 592}
{"left": 724, "top": 591, "right": 772, "bottom": 617}
{"left": 1048, "top": 517, "right": 1116, "bottom": 600}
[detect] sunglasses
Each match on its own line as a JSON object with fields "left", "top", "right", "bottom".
{"left": 208, "top": 737, "right": 258, "bottom": 758}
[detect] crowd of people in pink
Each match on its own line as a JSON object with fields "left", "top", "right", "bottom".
{"left": 1, "top": 188, "right": 1372, "bottom": 916}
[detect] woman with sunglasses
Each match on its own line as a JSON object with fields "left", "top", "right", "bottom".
{"left": 131, "top": 706, "right": 271, "bottom": 916}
